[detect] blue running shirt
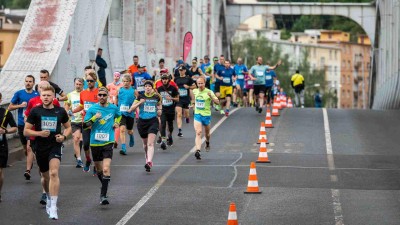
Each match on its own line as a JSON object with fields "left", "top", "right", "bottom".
{"left": 118, "top": 86, "right": 136, "bottom": 118}
{"left": 136, "top": 93, "right": 161, "bottom": 119}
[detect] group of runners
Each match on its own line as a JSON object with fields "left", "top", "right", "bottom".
{"left": 0, "top": 54, "right": 283, "bottom": 220}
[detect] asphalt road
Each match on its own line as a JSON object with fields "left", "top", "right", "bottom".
{"left": 1, "top": 107, "right": 400, "bottom": 225}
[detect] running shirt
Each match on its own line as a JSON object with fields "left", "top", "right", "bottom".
{"left": 154, "top": 80, "right": 178, "bottom": 90}
{"left": 174, "top": 76, "right": 194, "bottom": 104}
{"left": 136, "top": 92, "right": 161, "bottom": 119}
{"left": 213, "top": 63, "right": 225, "bottom": 84}
{"left": 193, "top": 88, "right": 217, "bottom": 117}
{"left": 132, "top": 72, "right": 152, "bottom": 93}
{"left": 233, "top": 64, "right": 248, "bottom": 81}
{"left": 34, "top": 81, "right": 64, "bottom": 97}
{"left": 291, "top": 73, "right": 305, "bottom": 87}
{"left": 189, "top": 67, "right": 202, "bottom": 82}
{"left": 265, "top": 70, "right": 276, "bottom": 87}
{"left": 80, "top": 88, "right": 99, "bottom": 113}
{"left": 217, "top": 67, "right": 236, "bottom": 86}
{"left": 0, "top": 108, "right": 17, "bottom": 144}
{"left": 200, "top": 62, "right": 211, "bottom": 73}
{"left": 157, "top": 85, "right": 179, "bottom": 114}
{"left": 26, "top": 105, "right": 69, "bottom": 147}
{"left": 10, "top": 89, "right": 39, "bottom": 126}
{"left": 65, "top": 90, "right": 83, "bottom": 123}
{"left": 118, "top": 86, "right": 136, "bottom": 118}
{"left": 244, "top": 74, "right": 254, "bottom": 89}
{"left": 250, "top": 65, "right": 269, "bottom": 85}
{"left": 106, "top": 82, "right": 123, "bottom": 104}
{"left": 84, "top": 103, "right": 121, "bottom": 146}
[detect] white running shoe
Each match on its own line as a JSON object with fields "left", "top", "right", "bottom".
{"left": 49, "top": 207, "right": 58, "bottom": 220}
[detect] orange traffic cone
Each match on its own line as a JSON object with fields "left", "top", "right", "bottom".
{"left": 287, "top": 97, "right": 293, "bottom": 108}
{"left": 257, "top": 122, "right": 268, "bottom": 144}
{"left": 272, "top": 97, "right": 280, "bottom": 116}
{"left": 244, "top": 162, "right": 262, "bottom": 194}
{"left": 227, "top": 202, "right": 239, "bottom": 225}
{"left": 276, "top": 95, "right": 282, "bottom": 110}
{"left": 256, "top": 138, "right": 271, "bottom": 163}
{"left": 281, "top": 94, "right": 287, "bottom": 108}
{"left": 264, "top": 108, "right": 274, "bottom": 128}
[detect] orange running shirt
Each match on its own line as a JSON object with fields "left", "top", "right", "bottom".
{"left": 80, "top": 88, "right": 99, "bottom": 112}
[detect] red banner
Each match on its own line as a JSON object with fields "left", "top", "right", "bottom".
{"left": 183, "top": 31, "right": 193, "bottom": 62}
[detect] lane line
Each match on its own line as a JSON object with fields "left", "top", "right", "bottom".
{"left": 115, "top": 108, "right": 240, "bottom": 225}
{"left": 228, "top": 153, "right": 243, "bottom": 188}
{"left": 323, "top": 108, "right": 344, "bottom": 225}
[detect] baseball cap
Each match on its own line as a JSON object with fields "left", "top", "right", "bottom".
{"left": 177, "top": 60, "right": 184, "bottom": 65}
{"left": 161, "top": 74, "right": 169, "bottom": 79}
{"left": 138, "top": 64, "right": 146, "bottom": 68}
{"left": 160, "top": 68, "right": 169, "bottom": 74}
{"left": 213, "top": 57, "right": 218, "bottom": 61}
{"left": 178, "top": 66, "right": 186, "bottom": 71}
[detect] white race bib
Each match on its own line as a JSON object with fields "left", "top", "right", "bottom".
{"left": 95, "top": 132, "right": 109, "bottom": 141}
{"left": 256, "top": 71, "right": 264, "bottom": 76}
{"left": 223, "top": 77, "right": 231, "bottom": 84}
{"left": 84, "top": 103, "right": 92, "bottom": 111}
{"left": 247, "top": 80, "right": 254, "bottom": 85}
{"left": 144, "top": 105, "right": 156, "bottom": 113}
{"left": 137, "top": 86, "right": 145, "bottom": 92}
{"left": 162, "top": 99, "right": 173, "bottom": 106}
{"left": 179, "top": 88, "right": 188, "bottom": 97}
{"left": 120, "top": 105, "right": 129, "bottom": 112}
{"left": 41, "top": 117, "right": 57, "bottom": 132}
{"left": 266, "top": 75, "right": 272, "bottom": 80}
{"left": 237, "top": 74, "right": 244, "bottom": 79}
{"left": 195, "top": 100, "right": 205, "bottom": 109}
{"left": 72, "top": 102, "right": 80, "bottom": 110}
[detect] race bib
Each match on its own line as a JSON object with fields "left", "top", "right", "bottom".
{"left": 120, "top": 105, "right": 129, "bottom": 112}
{"left": 84, "top": 102, "right": 93, "bottom": 111}
{"left": 266, "top": 75, "right": 272, "bottom": 80}
{"left": 195, "top": 100, "right": 205, "bottom": 109}
{"left": 72, "top": 101, "right": 80, "bottom": 110}
{"left": 162, "top": 99, "right": 173, "bottom": 106}
{"left": 247, "top": 80, "right": 254, "bottom": 85}
{"left": 95, "top": 132, "right": 109, "bottom": 141}
{"left": 41, "top": 116, "right": 57, "bottom": 132}
{"left": 179, "top": 88, "right": 188, "bottom": 97}
{"left": 256, "top": 71, "right": 264, "bottom": 77}
{"left": 237, "top": 74, "right": 244, "bottom": 79}
{"left": 144, "top": 105, "right": 156, "bottom": 113}
{"left": 223, "top": 77, "right": 231, "bottom": 84}
{"left": 137, "top": 86, "right": 145, "bottom": 92}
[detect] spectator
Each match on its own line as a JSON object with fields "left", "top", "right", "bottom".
{"left": 96, "top": 48, "right": 108, "bottom": 86}
{"left": 290, "top": 70, "right": 305, "bottom": 108}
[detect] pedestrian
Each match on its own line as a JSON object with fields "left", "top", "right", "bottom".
{"left": 0, "top": 92, "right": 18, "bottom": 203}
{"left": 290, "top": 70, "right": 305, "bottom": 108}
{"left": 314, "top": 90, "right": 322, "bottom": 108}
{"left": 24, "top": 85, "right": 71, "bottom": 220}
{"left": 83, "top": 87, "right": 121, "bottom": 205}
{"left": 96, "top": 48, "right": 108, "bottom": 87}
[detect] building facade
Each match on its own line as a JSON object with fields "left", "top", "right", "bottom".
{"left": 0, "top": 10, "right": 24, "bottom": 68}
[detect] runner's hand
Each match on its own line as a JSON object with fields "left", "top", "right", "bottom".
{"left": 95, "top": 112, "right": 102, "bottom": 119}
{"left": 166, "top": 96, "right": 172, "bottom": 100}
{"left": 40, "top": 130, "right": 50, "bottom": 137}
{"left": 183, "top": 84, "right": 189, "bottom": 89}
{"left": 113, "top": 123, "right": 119, "bottom": 129}
{"left": 0, "top": 128, "right": 6, "bottom": 134}
{"left": 20, "top": 102, "right": 27, "bottom": 108}
{"left": 55, "top": 134, "right": 64, "bottom": 143}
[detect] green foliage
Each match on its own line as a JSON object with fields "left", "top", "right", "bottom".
{"left": 232, "top": 37, "right": 334, "bottom": 107}
{"left": 0, "top": 0, "right": 30, "bottom": 9}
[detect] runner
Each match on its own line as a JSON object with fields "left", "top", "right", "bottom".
{"left": 115, "top": 74, "right": 138, "bottom": 155}
{"left": 249, "top": 56, "right": 281, "bottom": 113}
{"left": 72, "top": 72, "right": 98, "bottom": 173}
{"left": 8, "top": 75, "right": 39, "bottom": 180}
{"left": 132, "top": 65, "right": 152, "bottom": 94}
{"left": 244, "top": 72, "right": 255, "bottom": 107}
{"left": 24, "top": 85, "right": 71, "bottom": 220}
{"left": 174, "top": 66, "right": 195, "bottom": 137}
{"left": 189, "top": 58, "right": 205, "bottom": 84}
{"left": 233, "top": 57, "right": 248, "bottom": 107}
{"left": 64, "top": 78, "right": 85, "bottom": 168}
{"left": 83, "top": 66, "right": 103, "bottom": 89}
{"left": 265, "top": 67, "right": 277, "bottom": 106}
{"left": 152, "top": 58, "right": 167, "bottom": 81}
{"left": 215, "top": 59, "right": 236, "bottom": 116}
{"left": 106, "top": 72, "right": 123, "bottom": 149}
{"left": 128, "top": 80, "right": 162, "bottom": 172}
{"left": 191, "top": 77, "right": 219, "bottom": 160}
{"left": 83, "top": 87, "right": 121, "bottom": 205}
{"left": 156, "top": 74, "right": 179, "bottom": 150}
{"left": 0, "top": 92, "right": 18, "bottom": 202}
{"left": 205, "top": 57, "right": 219, "bottom": 92}
{"left": 35, "top": 69, "right": 68, "bottom": 101}
{"left": 213, "top": 55, "right": 225, "bottom": 113}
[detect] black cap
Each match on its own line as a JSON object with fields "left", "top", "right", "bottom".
{"left": 138, "top": 64, "right": 146, "bottom": 68}
{"left": 178, "top": 66, "right": 186, "bottom": 71}
{"left": 204, "top": 55, "right": 209, "bottom": 59}
{"left": 161, "top": 73, "right": 169, "bottom": 79}
{"left": 144, "top": 80, "right": 153, "bottom": 86}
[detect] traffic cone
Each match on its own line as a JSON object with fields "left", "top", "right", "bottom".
{"left": 276, "top": 95, "right": 282, "bottom": 110}
{"left": 287, "top": 97, "right": 293, "bottom": 108}
{"left": 257, "top": 122, "right": 268, "bottom": 144}
{"left": 256, "top": 138, "right": 271, "bottom": 163}
{"left": 281, "top": 94, "right": 287, "bottom": 108}
{"left": 244, "top": 162, "right": 262, "bottom": 194}
{"left": 264, "top": 108, "right": 274, "bottom": 128}
{"left": 227, "top": 202, "right": 238, "bottom": 225}
{"left": 272, "top": 97, "right": 280, "bottom": 116}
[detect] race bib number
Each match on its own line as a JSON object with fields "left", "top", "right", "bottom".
{"left": 137, "top": 86, "right": 145, "bottom": 92}
{"left": 179, "top": 88, "right": 187, "bottom": 97}
{"left": 195, "top": 100, "right": 205, "bottom": 109}
{"left": 41, "top": 116, "right": 57, "bottom": 132}
{"left": 144, "top": 105, "right": 156, "bottom": 113}
{"left": 72, "top": 101, "right": 80, "bottom": 110}
{"left": 95, "top": 132, "right": 109, "bottom": 142}
{"left": 223, "top": 77, "right": 231, "bottom": 84}
{"left": 84, "top": 102, "right": 93, "bottom": 111}
{"left": 162, "top": 99, "right": 173, "bottom": 106}
{"left": 193, "top": 75, "right": 199, "bottom": 81}
{"left": 256, "top": 71, "right": 264, "bottom": 77}
{"left": 247, "top": 80, "right": 253, "bottom": 85}
{"left": 266, "top": 75, "right": 272, "bottom": 80}
{"left": 237, "top": 74, "right": 244, "bottom": 79}
{"left": 120, "top": 105, "right": 129, "bottom": 112}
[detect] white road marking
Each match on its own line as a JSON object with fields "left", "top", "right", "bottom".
{"left": 228, "top": 153, "right": 243, "bottom": 188}
{"left": 323, "top": 108, "right": 344, "bottom": 225}
{"left": 115, "top": 108, "right": 240, "bottom": 225}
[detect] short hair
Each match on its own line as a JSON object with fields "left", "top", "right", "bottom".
{"left": 133, "top": 55, "right": 139, "bottom": 59}
{"left": 74, "top": 78, "right": 84, "bottom": 83}
{"left": 98, "top": 87, "right": 109, "bottom": 94}
{"left": 122, "top": 74, "right": 132, "bottom": 82}
{"left": 26, "top": 75, "right": 35, "bottom": 83}
{"left": 196, "top": 77, "right": 206, "bottom": 83}
{"left": 86, "top": 72, "right": 97, "bottom": 81}
{"left": 159, "top": 58, "right": 165, "bottom": 64}
{"left": 98, "top": 48, "right": 103, "bottom": 51}
{"left": 0, "top": 92, "right": 2, "bottom": 99}
{"left": 225, "top": 59, "right": 231, "bottom": 63}
{"left": 41, "top": 85, "right": 55, "bottom": 93}
{"left": 220, "top": 54, "right": 224, "bottom": 57}
{"left": 296, "top": 70, "right": 300, "bottom": 73}
{"left": 84, "top": 66, "right": 92, "bottom": 70}
{"left": 40, "top": 69, "right": 49, "bottom": 76}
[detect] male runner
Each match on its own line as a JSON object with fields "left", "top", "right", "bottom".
{"left": 216, "top": 59, "right": 236, "bottom": 116}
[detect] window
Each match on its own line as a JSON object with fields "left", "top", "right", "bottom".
{"left": 342, "top": 75, "right": 345, "bottom": 84}
{"left": 334, "top": 66, "right": 337, "bottom": 76}
{"left": 329, "top": 34, "right": 332, "bottom": 39}
{"left": 321, "top": 57, "right": 325, "bottom": 66}
{"left": 328, "top": 66, "right": 332, "bottom": 75}
{"left": 329, "top": 50, "right": 332, "bottom": 59}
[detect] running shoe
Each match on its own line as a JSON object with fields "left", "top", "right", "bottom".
{"left": 161, "top": 141, "right": 167, "bottom": 150}
{"left": 156, "top": 136, "right": 162, "bottom": 144}
{"left": 129, "top": 134, "right": 135, "bottom": 147}
{"left": 119, "top": 149, "right": 127, "bottom": 155}
{"left": 177, "top": 131, "right": 183, "bottom": 137}
{"left": 24, "top": 170, "right": 31, "bottom": 180}
{"left": 49, "top": 207, "right": 58, "bottom": 220}
{"left": 93, "top": 166, "right": 97, "bottom": 176}
{"left": 185, "top": 117, "right": 190, "bottom": 124}
{"left": 258, "top": 107, "right": 262, "bottom": 114}
{"left": 233, "top": 102, "right": 238, "bottom": 107}
{"left": 195, "top": 150, "right": 201, "bottom": 160}
{"left": 83, "top": 161, "right": 91, "bottom": 172}
{"left": 40, "top": 193, "right": 47, "bottom": 205}
{"left": 225, "top": 109, "right": 229, "bottom": 117}
{"left": 76, "top": 159, "right": 83, "bottom": 168}
{"left": 100, "top": 196, "right": 109, "bottom": 205}
{"left": 167, "top": 136, "right": 173, "bottom": 146}
{"left": 46, "top": 197, "right": 51, "bottom": 215}
{"left": 215, "top": 104, "right": 221, "bottom": 111}
{"left": 220, "top": 109, "right": 224, "bottom": 115}
{"left": 113, "top": 142, "right": 118, "bottom": 149}
{"left": 145, "top": 162, "right": 152, "bottom": 172}
{"left": 205, "top": 141, "right": 210, "bottom": 152}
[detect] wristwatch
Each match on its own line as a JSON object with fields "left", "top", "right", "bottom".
{"left": 63, "top": 135, "right": 67, "bottom": 140}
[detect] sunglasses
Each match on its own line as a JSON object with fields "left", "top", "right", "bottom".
{"left": 86, "top": 80, "right": 95, "bottom": 83}
{"left": 98, "top": 93, "right": 108, "bottom": 97}
{"left": 192, "top": 62, "right": 197, "bottom": 64}
{"left": 162, "top": 77, "right": 169, "bottom": 80}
